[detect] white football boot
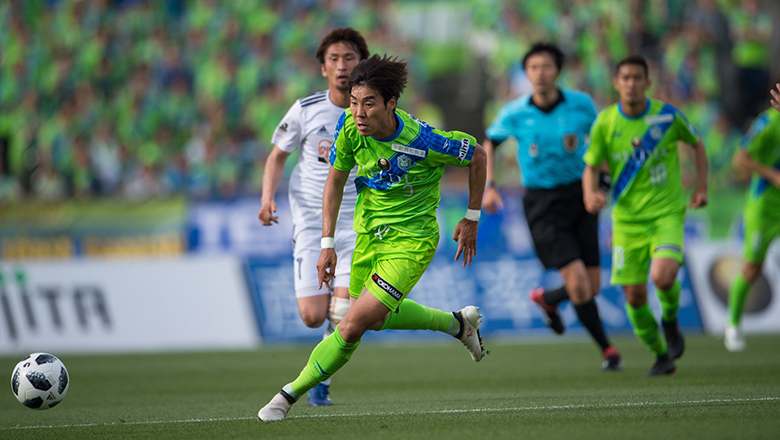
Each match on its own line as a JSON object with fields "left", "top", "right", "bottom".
{"left": 453, "top": 306, "right": 487, "bottom": 362}
{"left": 724, "top": 324, "right": 745, "bottom": 352}
{"left": 258, "top": 393, "right": 292, "bottom": 422}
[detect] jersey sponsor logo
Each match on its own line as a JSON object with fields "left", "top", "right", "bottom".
{"left": 318, "top": 139, "right": 332, "bottom": 163}
{"left": 614, "top": 246, "right": 625, "bottom": 271}
{"left": 397, "top": 155, "right": 413, "bottom": 171}
{"left": 529, "top": 143, "right": 539, "bottom": 157}
{"left": 458, "top": 138, "right": 471, "bottom": 162}
{"left": 644, "top": 114, "right": 674, "bottom": 124}
{"left": 563, "top": 133, "right": 579, "bottom": 152}
{"left": 391, "top": 143, "right": 426, "bottom": 158}
{"left": 654, "top": 244, "right": 681, "bottom": 254}
{"left": 279, "top": 122, "right": 289, "bottom": 132}
{"left": 371, "top": 273, "right": 403, "bottom": 301}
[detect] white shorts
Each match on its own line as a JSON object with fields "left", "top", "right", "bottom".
{"left": 292, "top": 226, "right": 356, "bottom": 298}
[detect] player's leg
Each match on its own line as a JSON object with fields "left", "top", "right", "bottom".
{"left": 649, "top": 214, "right": 686, "bottom": 360}
{"left": 293, "top": 228, "right": 332, "bottom": 327}
{"left": 364, "top": 231, "right": 486, "bottom": 362}
{"left": 726, "top": 261, "right": 761, "bottom": 352}
{"left": 258, "top": 286, "right": 387, "bottom": 421}
{"left": 613, "top": 220, "right": 673, "bottom": 376}
{"left": 726, "top": 215, "right": 777, "bottom": 351}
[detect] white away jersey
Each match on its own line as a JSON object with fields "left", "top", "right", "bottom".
{"left": 272, "top": 90, "right": 358, "bottom": 229}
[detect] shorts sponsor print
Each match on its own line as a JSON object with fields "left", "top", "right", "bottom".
{"left": 349, "top": 226, "right": 437, "bottom": 311}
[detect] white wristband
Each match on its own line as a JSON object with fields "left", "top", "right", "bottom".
{"left": 465, "top": 209, "right": 481, "bottom": 222}
{"left": 321, "top": 237, "right": 335, "bottom": 249}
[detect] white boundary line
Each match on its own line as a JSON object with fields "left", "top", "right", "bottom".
{"left": 2, "top": 397, "right": 778, "bottom": 431}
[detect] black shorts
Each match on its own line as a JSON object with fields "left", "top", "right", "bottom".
{"left": 523, "top": 181, "right": 600, "bottom": 270}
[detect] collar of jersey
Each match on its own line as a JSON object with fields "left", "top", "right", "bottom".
{"left": 618, "top": 98, "right": 651, "bottom": 120}
{"left": 371, "top": 112, "right": 404, "bottom": 143}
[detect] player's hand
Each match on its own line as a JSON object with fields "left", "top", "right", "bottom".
{"left": 452, "top": 218, "right": 478, "bottom": 267}
{"left": 584, "top": 190, "right": 607, "bottom": 214}
{"left": 482, "top": 187, "right": 504, "bottom": 214}
{"left": 771, "top": 83, "right": 780, "bottom": 113}
{"left": 258, "top": 200, "right": 279, "bottom": 226}
{"left": 689, "top": 187, "right": 708, "bottom": 209}
{"left": 317, "top": 248, "right": 338, "bottom": 290}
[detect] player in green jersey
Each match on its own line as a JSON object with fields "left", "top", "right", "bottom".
{"left": 258, "top": 54, "right": 488, "bottom": 421}
{"left": 582, "top": 56, "right": 708, "bottom": 376}
{"left": 725, "top": 105, "right": 780, "bottom": 352}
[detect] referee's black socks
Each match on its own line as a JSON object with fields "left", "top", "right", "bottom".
{"left": 574, "top": 299, "right": 610, "bottom": 352}
{"left": 542, "top": 286, "right": 569, "bottom": 307}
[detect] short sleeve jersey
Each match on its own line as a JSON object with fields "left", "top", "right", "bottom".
{"left": 584, "top": 98, "right": 699, "bottom": 222}
{"left": 741, "top": 108, "right": 780, "bottom": 221}
{"left": 330, "top": 108, "right": 477, "bottom": 237}
{"left": 272, "top": 90, "right": 358, "bottom": 229}
{"left": 485, "top": 89, "right": 598, "bottom": 189}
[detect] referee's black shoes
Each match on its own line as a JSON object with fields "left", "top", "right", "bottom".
{"left": 530, "top": 288, "right": 565, "bottom": 335}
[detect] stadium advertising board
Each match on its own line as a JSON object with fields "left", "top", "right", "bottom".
{"left": 245, "top": 252, "right": 702, "bottom": 343}
{"left": 0, "top": 256, "right": 259, "bottom": 354}
{"left": 0, "top": 199, "right": 187, "bottom": 259}
{"left": 687, "top": 241, "right": 780, "bottom": 334}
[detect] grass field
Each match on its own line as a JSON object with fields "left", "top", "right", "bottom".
{"left": 1, "top": 334, "right": 779, "bottom": 439}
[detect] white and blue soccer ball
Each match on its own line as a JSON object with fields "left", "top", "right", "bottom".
{"left": 11, "top": 352, "right": 70, "bottom": 410}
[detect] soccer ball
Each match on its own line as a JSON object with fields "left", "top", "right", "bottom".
{"left": 10, "top": 353, "right": 70, "bottom": 410}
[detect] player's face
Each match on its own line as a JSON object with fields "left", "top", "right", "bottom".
{"left": 614, "top": 65, "right": 651, "bottom": 105}
{"left": 524, "top": 53, "right": 559, "bottom": 94}
{"left": 321, "top": 42, "right": 361, "bottom": 92}
{"left": 350, "top": 85, "right": 397, "bottom": 137}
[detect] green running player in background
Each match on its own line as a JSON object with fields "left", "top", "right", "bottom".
{"left": 258, "top": 54, "right": 488, "bottom": 421}
{"left": 582, "top": 55, "right": 709, "bottom": 376}
{"left": 726, "top": 86, "right": 780, "bottom": 352}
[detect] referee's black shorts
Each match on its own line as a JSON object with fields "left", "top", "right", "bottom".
{"left": 523, "top": 181, "right": 600, "bottom": 270}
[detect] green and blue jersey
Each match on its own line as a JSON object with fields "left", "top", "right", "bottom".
{"left": 330, "top": 108, "right": 476, "bottom": 237}
{"left": 584, "top": 98, "right": 699, "bottom": 222}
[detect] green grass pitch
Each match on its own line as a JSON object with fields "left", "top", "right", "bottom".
{"left": 1, "top": 334, "right": 779, "bottom": 439}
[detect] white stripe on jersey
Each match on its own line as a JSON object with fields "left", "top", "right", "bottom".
{"left": 272, "top": 90, "right": 358, "bottom": 230}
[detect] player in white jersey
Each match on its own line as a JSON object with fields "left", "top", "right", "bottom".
{"left": 258, "top": 28, "right": 369, "bottom": 406}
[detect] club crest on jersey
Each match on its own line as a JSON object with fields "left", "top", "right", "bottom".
{"left": 650, "top": 125, "right": 663, "bottom": 140}
{"left": 563, "top": 134, "right": 578, "bottom": 152}
{"left": 377, "top": 157, "right": 391, "bottom": 171}
{"left": 529, "top": 143, "right": 539, "bottom": 157}
{"left": 397, "top": 154, "right": 413, "bottom": 171}
{"left": 631, "top": 137, "right": 643, "bottom": 148}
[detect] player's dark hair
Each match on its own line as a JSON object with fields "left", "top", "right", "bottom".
{"left": 522, "top": 42, "right": 564, "bottom": 71}
{"left": 316, "top": 27, "right": 370, "bottom": 64}
{"left": 348, "top": 54, "right": 408, "bottom": 105}
{"left": 615, "top": 55, "right": 649, "bottom": 78}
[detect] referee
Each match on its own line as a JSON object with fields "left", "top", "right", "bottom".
{"left": 483, "top": 43, "right": 621, "bottom": 371}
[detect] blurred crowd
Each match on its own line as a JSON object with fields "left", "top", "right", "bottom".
{"left": 0, "top": 0, "right": 775, "bottom": 202}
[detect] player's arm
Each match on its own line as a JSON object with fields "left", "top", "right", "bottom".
{"left": 771, "top": 83, "right": 780, "bottom": 113}
{"left": 689, "top": 139, "right": 708, "bottom": 208}
{"left": 481, "top": 138, "right": 504, "bottom": 214}
{"left": 259, "top": 146, "right": 292, "bottom": 225}
{"left": 317, "top": 166, "right": 350, "bottom": 290}
{"left": 582, "top": 116, "right": 607, "bottom": 213}
{"left": 583, "top": 164, "right": 606, "bottom": 213}
{"left": 453, "top": 142, "right": 486, "bottom": 267}
{"left": 734, "top": 149, "right": 780, "bottom": 188}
